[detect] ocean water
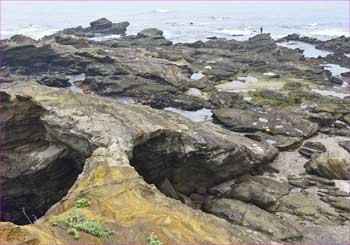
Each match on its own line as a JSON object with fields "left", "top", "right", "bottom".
{"left": 1, "top": 1, "right": 349, "bottom": 43}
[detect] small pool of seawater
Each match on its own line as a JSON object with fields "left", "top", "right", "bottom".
{"left": 191, "top": 72, "right": 205, "bottom": 80}
{"left": 237, "top": 76, "right": 258, "bottom": 83}
{"left": 312, "top": 88, "right": 349, "bottom": 99}
{"left": 321, "top": 64, "right": 350, "bottom": 77}
{"left": 277, "top": 41, "right": 332, "bottom": 58}
{"left": 163, "top": 107, "right": 212, "bottom": 122}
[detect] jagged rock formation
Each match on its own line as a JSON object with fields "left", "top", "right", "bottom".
{"left": 1, "top": 81, "right": 278, "bottom": 244}
{"left": 1, "top": 19, "right": 350, "bottom": 244}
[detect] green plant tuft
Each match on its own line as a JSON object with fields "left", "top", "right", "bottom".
{"left": 147, "top": 232, "right": 163, "bottom": 245}
{"left": 59, "top": 210, "right": 113, "bottom": 240}
{"left": 76, "top": 198, "right": 91, "bottom": 208}
{"left": 75, "top": 220, "right": 114, "bottom": 238}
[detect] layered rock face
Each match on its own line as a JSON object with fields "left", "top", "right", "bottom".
{"left": 1, "top": 18, "right": 350, "bottom": 244}
{"left": 0, "top": 81, "right": 278, "bottom": 244}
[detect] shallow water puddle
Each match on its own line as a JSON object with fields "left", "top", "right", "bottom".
{"left": 163, "top": 107, "right": 212, "bottom": 122}
{"left": 237, "top": 76, "right": 258, "bottom": 83}
{"left": 191, "top": 72, "right": 205, "bottom": 80}
{"left": 277, "top": 41, "right": 332, "bottom": 58}
{"left": 312, "top": 88, "right": 349, "bottom": 99}
{"left": 321, "top": 64, "right": 350, "bottom": 77}
{"left": 66, "top": 73, "right": 85, "bottom": 94}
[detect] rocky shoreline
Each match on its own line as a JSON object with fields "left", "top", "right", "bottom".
{"left": 1, "top": 18, "right": 350, "bottom": 244}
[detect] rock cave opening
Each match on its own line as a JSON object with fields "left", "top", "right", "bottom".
{"left": 130, "top": 132, "right": 227, "bottom": 211}
{"left": 1, "top": 95, "right": 87, "bottom": 225}
{"left": 1, "top": 156, "right": 84, "bottom": 225}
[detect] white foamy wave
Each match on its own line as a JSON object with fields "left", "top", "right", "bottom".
{"left": 309, "top": 29, "right": 349, "bottom": 37}
{"left": 153, "top": 9, "right": 169, "bottom": 13}
{"left": 216, "top": 28, "right": 252, "bottom": 36}
{"left": 2, "top": 25, "right": 59, "bottom": 40}
{"left": 89, "top": 34, "right": 121, "bottom": 42}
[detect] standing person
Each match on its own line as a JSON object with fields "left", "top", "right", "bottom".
{"left": 260, "top": 26, "right": 263, "bottom": 34}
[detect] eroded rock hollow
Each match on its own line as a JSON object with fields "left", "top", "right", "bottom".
{"left": 1, "top": 94, "right": 88, "bottom": 224}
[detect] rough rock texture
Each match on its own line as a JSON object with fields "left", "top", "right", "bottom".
{"left": 0, "top": 81, "right": 277, "bottom": 244}
{"left": 299, "top": 141, "right": 327, "bottom": 158}
{"left": 2, "top": 20, "right": 350, "bottom": 244}
{"left": 61, "top": 18, "right": 130, "bottom": 37}
{"left": 212, "top": 108, "right": 318, "bottom": 138}
{"left": 205, "top": 198, "right": 301, "bottom": 241}
{"left": 39, "top": 76, "right": 71, "bottom": 88}
{"left": 224, "top": 175, "right": 290, "bottom": 209}
{"left": 305, "top": 152, "right": 350, "bottom": 180}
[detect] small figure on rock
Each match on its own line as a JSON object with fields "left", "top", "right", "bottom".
{"left": 260, "top": 26, "right": 263, "bottom": 34}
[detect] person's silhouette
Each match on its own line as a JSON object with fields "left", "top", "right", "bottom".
{"left": 260, "top": 26, "right": 263, "bottom": 34}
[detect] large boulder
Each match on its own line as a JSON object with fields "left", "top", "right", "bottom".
{"left": 305, "top": 152, "right": 350, "bottom": 180}
{"left": 90, "top": 18, "right": 113, "bottom": 30}
{"left": 224, "top": 175, "right": 290, "bottom": 209}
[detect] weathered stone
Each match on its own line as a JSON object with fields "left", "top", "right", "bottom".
{"left": 305, "top": 152, "right": 350, "bottom": 180}
{"left": 205, "top": 198, "right": 302, "bottom": 241}
{"left": 277, "top": 192, "right": 343, "bottom": 225}
{"left": 212, "top": 108, "right": 318, "bottom": 138}
{"left": 298, "top": 141, "right": 326, "bottom": 158}
{"left": 226, "top": 175, "right": 290, "bottom": 209}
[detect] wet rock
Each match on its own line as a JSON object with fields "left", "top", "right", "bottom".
{"left": 39, "top": 76, "right": 71, "bottom": 88}
{"left": 329, "top": 76, "right": 343, "bottom": 85}
{"left": 278, "top": 34, "right": 319, "bottom": 45}
{"left": 137, "top": 28, "right": 164, "bottom": 38}
{"left": 90, "top": 18, "right": 113, "bottom": 30}
{"left": 298, "top": 141, "right": 326, "bottom": 158}
{"left": 205, "top": 198, "right": 302, "bottom": 241}
{"left": 316, "top": 36, "right": 350, "bottom": 53}
{"left": 54, "top": 34, "right": 89, "bottom": 48}
{"left": 62, "top": 18, "right": 129, "bottom": 36}
{"left": 212, "top": 108, "right": 318, "bottom": 138}
{"left": 305, "top": 152, "right": 350, "bottom": 180}
{"left": 339, "top": 140, "right": 350, "bottom": 153}
{"left": 341, "top": 71, "right": 350, "bottom": 77}
{"left": 225, "top": 175, "right": 290, "bottom": 210}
